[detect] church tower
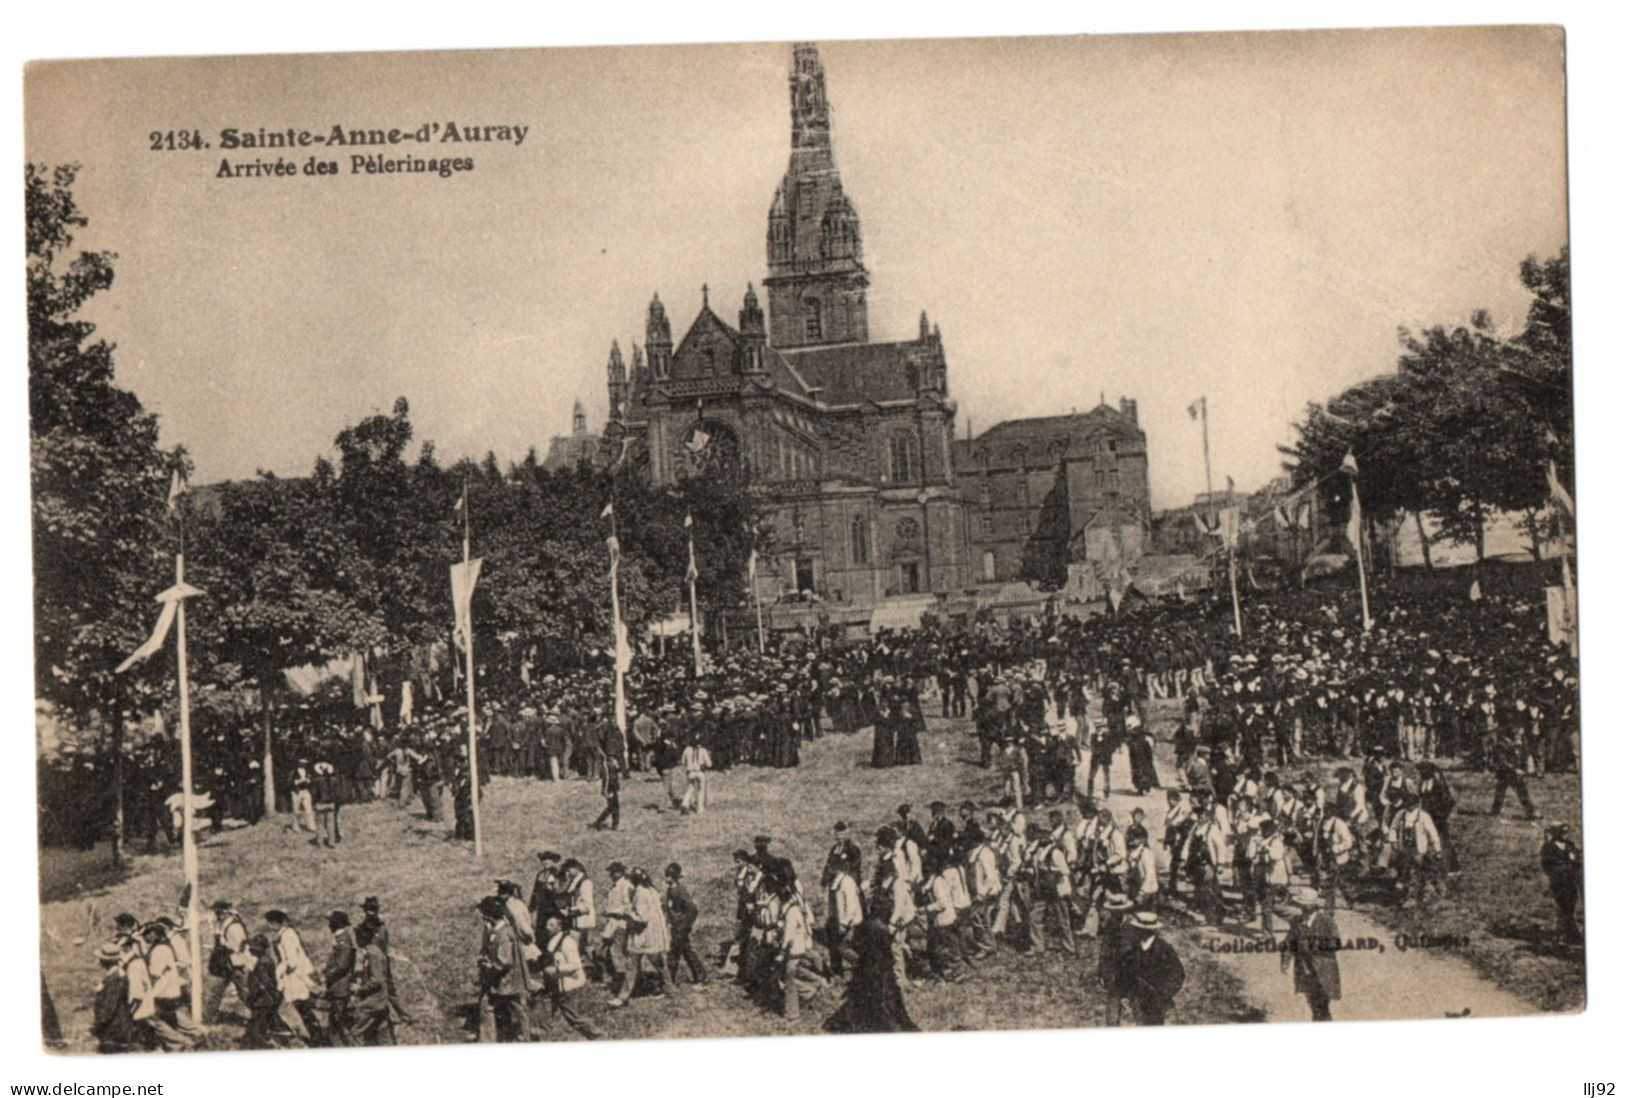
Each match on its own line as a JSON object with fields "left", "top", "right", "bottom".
{"left": 764, "top": 42, "right": 869, "bottom": 349}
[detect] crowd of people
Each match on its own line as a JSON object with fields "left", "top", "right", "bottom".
{"left": 90, "top": 895, "right": 411, "bottom": 1053}
{"left": 65, "top": 570, "right": 1584, "bottom": 1047}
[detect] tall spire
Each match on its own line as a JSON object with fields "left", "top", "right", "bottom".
{"left": 764, "top": 42, "right": 869, "bottom": 350}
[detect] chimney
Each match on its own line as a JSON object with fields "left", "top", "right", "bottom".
{"left": 1119, "top": 397, "right": 1138, "bottom": 425}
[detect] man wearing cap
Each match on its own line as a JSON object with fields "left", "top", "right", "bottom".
{"left": 359, "top": 896, "right": 414, "bottom": 1024}
{"left": 241, "top": 934, "right": 283, "bottom": 1050}
{"left": 323, "top": 911, "right": 358, "bottom": 1046}
{"left": 476, "top": 895, "right": 528, "bottom": 1042}
{"left": 1280, "top": 885, "right": 1341, "bottom": 1021}
{"left": 92, "top": 940, "right": 140, "bottom": 1053}
{"left": 1118, "top": 911, "right": 1185, "bottom": 1025}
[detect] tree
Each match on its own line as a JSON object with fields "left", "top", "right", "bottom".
{"left": 29, "top": 163, "right": 173, "bottom": 863}
{"left": 187, "top": 472, "right": 383, "bottom": 812}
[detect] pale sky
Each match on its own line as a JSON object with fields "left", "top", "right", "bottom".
{"left": 24, "top": 26, "right": 1568, "bottom": 510}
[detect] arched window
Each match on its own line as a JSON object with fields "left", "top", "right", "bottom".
{"left": 981, "top": 550, "right": 997, "bottom": 581}
{"left": 851, "top": 516, "right": 870, "bottom": 564}
{"left": 805, "top": 297, "right": 822, "bottom": 340}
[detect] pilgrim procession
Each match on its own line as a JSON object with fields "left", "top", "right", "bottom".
{"left": 26, "top": 32, "right": 1580, "bottom": 1056}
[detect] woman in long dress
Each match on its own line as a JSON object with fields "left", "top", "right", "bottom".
{"left": 1128, "top": 714, "right": 1160, "bottom": 794}
{"left": 823, "top": 891, "right": 916, "bottom": 1034}
{"left": 893, "top": 689, "right": 924, "bottom": 766}
{"left": 871, "top": 693, "right": 897, "bottom": 769}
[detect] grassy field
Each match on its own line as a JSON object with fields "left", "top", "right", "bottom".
{"left": 1294, "top": 759, "right": 1585, "bottom": 1013}
{"left": 39, "top": 713, "right": 1262, "bottom": 1051}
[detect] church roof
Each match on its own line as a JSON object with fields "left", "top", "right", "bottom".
{"left": 777, "top": 340, "right": 923, "bottom": 405}
{"left": 955, "top": 404, "right": 1143, "bottom": 470}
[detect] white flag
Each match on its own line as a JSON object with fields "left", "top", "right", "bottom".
{"left": 115, "top": 578, "right": 202, "bottom": 673}
{"left": 1340, "top": 450, "right": 1359, "bottom": 477}
{"left": 116, "top": 600, "right": 179, "bottom": 674}
{"left": 600, "top": 501, "right": 614, "bottom": 521}
{"left": 1468, "top": 580, "right": 1482, "bottom": 602}
{"left": 166, "top": 470, "right": 187, "bottom": 513}
{"left": 450, "top": 558, "right": 484, "bottom": 654}
{"left": 615, "top": 619, "right": 634, "bottom": 673}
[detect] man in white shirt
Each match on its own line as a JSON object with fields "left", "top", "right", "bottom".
{"left": 1388, "top": 794, "right": 1445, "bottom": 907}
{"left": 600, "top": 863, "right": 635, "bottom": 1001}
{"left": 560, "top": 859, "right": 597, "bottom": 958}
{"left": 139, "top": 922, "right": 201, "bottom": 1050}
{"left": 1028, "top": 832, "right": 1076, "bottom": 955}
{"left": 775, "top": 881, "right": 822, "bottom": 1019}
{"left": 680, "top": 735, "right": 712, "bottom": 814}
{"left": 962, "top": 824, "right": 1001, "bottom": 958}
{"left": 922, "top": 855, "right": 967, "bottom": 981}
{"left": 265, "top": 909, "right": 322, "bottom": 1044}
{"left": 539, "top": 914, "right": 599, "bottom": 1039}
{"left": 826, "top": 862, "right": 864, "bottom": 977}
{"left": 1126, "top": 831, "right": 1160, "bottom": 911}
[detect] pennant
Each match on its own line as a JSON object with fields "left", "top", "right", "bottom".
{"left": 115, "top": 579, "right": 203, "bottom": 673}
{"left": 1468, "top": 580, "right": 1482, "bottom": 602}
{"left": 453, "top": 485, "right": 466, "bottom": 518}
{"left": 685, "top": 516, "right": 699, "bottom": 586}
{"left": 1547, "top": 459, "right": 1574, "bottom": 516}
{"left": 600, "top": 501, "right": 614, "bottom": 521}
{"left": 166, "top": 470, "right": 187, "bottom": 513}
{"left": 684, "top": 512, "right": 694, "bottom": 529}
{"left": 1295, "top": 502, "right": 1310, "bottom": 529}
{"left": 748, "top": 546, "right": 758, "bottom": 582}
{"left": 1340, "top": 451, "right": 1359, "bottom": 477}
{"left": 1274, "top": 506, "right": 1290, "bottom": 528}
{"left": 116, "top": 600, "right": 179, "bottom": 674}
{"left": 450, "top": 558, "right": 484, "bottom": 655}
{"left": 351, "top": 652, "right": 368, "bottom": 709}
{"left": 1345, "top": 484, "right": 1362, "bottom": 556}
{"left": 400, "top": 679, "right": 415, "bottom": 724}
{"left": 1108, "top": 585, "right": 1123, "bottom": 612}
{"left": 1219, "top": 507, "right": 1240, "bottom": 550}
{"left": 1193, "top": 513, "right": 1212, "bottom": 537}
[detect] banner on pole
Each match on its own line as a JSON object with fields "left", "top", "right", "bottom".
{"left": 450, "top": 558, "right": 483, "bottom": 654}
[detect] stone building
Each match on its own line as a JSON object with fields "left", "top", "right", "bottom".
{"left": 541, "top": 399, "right": 604, "bottom": 472}
{"left": 547, "top": 41, "right": 1154, "bottom": 623}
{"left": 953, "top": 401, "right": 1151, "bottom": 585}
{"left": 596, "top": 42, "right": 970, "bottom": 612}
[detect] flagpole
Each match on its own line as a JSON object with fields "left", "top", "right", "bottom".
{"left": 462, "top": 483, "right": 483, "bottom": 860}
{"left": 173, "top": 549, "right": 203, "bottom": 1023}
{"left": 1348, "top": 475, "right": 1373, "bottom": 633}
{"left": 607, "top": 507, "right": 630, "bottom": 770}
{"left": 687, "top": 517, "right": 703, "bottom": 677}
{"left": 752, "top": 552, "right": 766, "bottom": 654}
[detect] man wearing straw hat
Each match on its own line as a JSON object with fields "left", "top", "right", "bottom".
{"left": 1118, "top": 911, "right": 1184, "bottom": 1026}
{"left": 1279, "top": 884, "right": 1341, "bottom": 1021}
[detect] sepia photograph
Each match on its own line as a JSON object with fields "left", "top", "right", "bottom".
{"left": 20, "top": 21, "right": 1587, "bottom": 1063}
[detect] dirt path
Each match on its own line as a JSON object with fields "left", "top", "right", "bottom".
{"left": 1079, "top": 730, "right": 1537, "bottom": 1024}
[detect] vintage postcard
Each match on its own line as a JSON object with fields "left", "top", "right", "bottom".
{"left": 25, "top": 27, "right": 1578, "bottom": 1053}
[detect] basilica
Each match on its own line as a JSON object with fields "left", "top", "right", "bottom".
{"left": 553, "top": 43, "right": 1151, "bottom": 623}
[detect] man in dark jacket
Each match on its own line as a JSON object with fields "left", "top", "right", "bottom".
{"left": 664, "top": 863, "right": 709, "bottom": 986}
{"left": 1540, "top": 823, "right": 1584, "bottom": 943}
{"left": 1280, "top": 885, "right": 1341, "bottom": 1020}
{"left": 1119, "top": 912, "right": 1185, "bottom": 1025}
{"left": 323, "top": 911, "right": 357, "bottom": 1046}
{"left": 312, "top": 761, "right": 343, "bottom": 847}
